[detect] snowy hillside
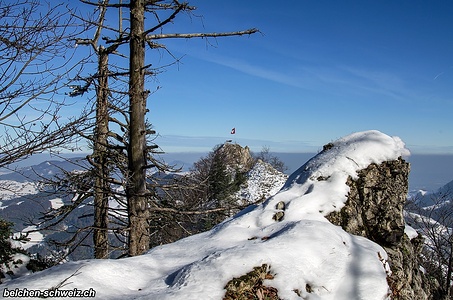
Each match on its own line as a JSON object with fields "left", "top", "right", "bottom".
{"left": 0, "top": 159, "right": 97, "bottom": 260}
{"left": 409, "top": 179, "right": 453, "bottom": 208}
{"left": 1, "top": 130, "right": 410, "bottom": 299}
{"left": 0, "top": 181, "right": 39, "bottom": 203}
{"left": 0, "top": 158, "right": 88, "bottom": 182}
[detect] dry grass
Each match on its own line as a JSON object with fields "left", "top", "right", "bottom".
{"left": 223, "top": 264, "right": 281, "bottom": 300}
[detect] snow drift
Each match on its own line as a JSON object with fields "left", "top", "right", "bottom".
{"left": 1, "top": 130, "right": 410, "bottom": 300}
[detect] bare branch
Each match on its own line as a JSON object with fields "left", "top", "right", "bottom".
{"left": 146, "top": 28, "right": 259, "bottom": 40}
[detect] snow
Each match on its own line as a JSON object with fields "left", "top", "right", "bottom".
{"left": 404, "top": 224, "right": 419, "bottom": 240}
{"left": 49, "top": 198, "right": 64, "bottom": 209}
{"left": 0, "top": 130, "right": 410, "bottom": 299}
{"left": 0, "top": 253, "right": 31, "bottom": 282}
{"left": 418, "top": 190, "right": 428, "bottom": 196}
{"left": 0, "top": 181, "right": 40, "bottom": 210}
{"left": 0, "top": 181, "right": 39, "bottom": 204}
{"left": 11, "top": 226, "right": 44, "bottom": 250}
{"left": 235, "top": 159, "right": 288, "bottom": 204}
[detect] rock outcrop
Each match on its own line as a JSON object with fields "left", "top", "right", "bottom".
{"left": 215, "top": 142, "right": 254, "bottom": 173}
{"left": 211, "top": 138, "right": 433, "bottom": 299}
{"left": 212, "top": 143, "right": 288, "bottom": 206}
{"left": 326, "top": 155, "right": 429, "bottom": 299}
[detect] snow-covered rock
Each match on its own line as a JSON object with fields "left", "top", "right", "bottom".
{"left": 0, "top": 130, "right": 411, "bottom": 299}
{"left": 235, "top": 159, "right": 288, "bottom": 204}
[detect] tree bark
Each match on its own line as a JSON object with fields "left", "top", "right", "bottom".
{"left": 93, "top": 47, "right": 110, "bottom": 259}
{"left": 127, "top": 0, "right": 150, "bottom": 256}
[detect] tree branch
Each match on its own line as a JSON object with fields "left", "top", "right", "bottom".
{"left": 146, "top": 28, "right": 259, "bottom": 40}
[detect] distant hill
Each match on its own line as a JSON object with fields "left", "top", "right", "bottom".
{"left": 409, "top": 179, "right": 453, "bottom": 208}
{"left": 0, "top": 157, "right": 89, "bottom": 182}
{"left": 0, "top": 157, "right": 94, "bottom": 260}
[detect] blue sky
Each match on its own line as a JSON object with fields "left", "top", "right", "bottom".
{"left": 139, "top": 1, "right": 453, "bottom": 154}
{"left": 4, "top": 1, "right": 453, "bottom": 187}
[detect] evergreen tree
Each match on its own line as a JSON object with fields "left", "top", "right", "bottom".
{"left": 0, "top": 219, "right": 53, "bottom": 282}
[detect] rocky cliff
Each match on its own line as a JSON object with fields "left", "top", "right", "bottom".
{"left": 326, "top": 154, "right": 430, "bottom": 299}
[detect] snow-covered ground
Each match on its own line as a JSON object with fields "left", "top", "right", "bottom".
{"left": 0, "top": 181, "right": 39, "bottom": 208}
{"left": 1, "top": 130, "right": 411, "bottom": 299}
{"left": 235, "top": 159, "right": 288, "bottom": 204}
{"left": 11, "top": 226, "right": 44, "bottom": 250}
{"left": 49, "top": 198, "right": 64, "bottom": 209}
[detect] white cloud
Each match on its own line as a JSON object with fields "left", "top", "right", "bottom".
{"left": 188, "top": 49, "right": 419, "bottom": 103}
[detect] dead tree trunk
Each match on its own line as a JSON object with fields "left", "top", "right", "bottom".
{"left": 93, "top": 47, "right": 110, "bottom": 259}
{"left": 127, "top": 0, "right": 150, "bottom": 256}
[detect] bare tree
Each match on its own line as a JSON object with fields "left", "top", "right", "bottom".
{"left": 72, "top": 0, "right": 123, "bottom": 259}
{"left": 124, "top": 0, "right": 257, "bottom": 256}
{"left": 0, "top": 0, "right": 88, "bottom": 168}
{"left": 406, "top": 190, "right": 453, "bottom": 299}
{"left": 254, "top": 146, "right": 288, "bottom": 173}
{"left": 38, "top": 0, "right": 258, "bottom": 258}
{"left": 0, "top": 0, "right": 99, "bottom": 264}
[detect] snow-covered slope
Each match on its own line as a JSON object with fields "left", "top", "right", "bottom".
{"left": 1, "top": 130, "right": 410, "bottom": 299}
{"left": 235, "top": 159, "right": 288, "bottom": 204}
{"left": 410, "top": 178, "right": 453, "bottom": 208}
{"left": 0, "top": 181, "right": 40, "bottom": 204}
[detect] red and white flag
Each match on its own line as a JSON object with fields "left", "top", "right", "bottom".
{"left": 230, "top": 128, "right": 236, "bottom": 134}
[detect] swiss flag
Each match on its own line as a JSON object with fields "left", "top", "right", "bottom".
{"left": 230, "top": 128, "right": 236, "bottom": 134}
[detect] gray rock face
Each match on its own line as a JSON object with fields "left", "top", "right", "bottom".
{"left": 327, "top": 158, "right": 409, "bottom": 246}
{"left": 216, "top": 143, "right": 254, "bottom": 173}
{"left": 327, "top": 157, "right": 431, "bottom": 299}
